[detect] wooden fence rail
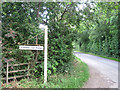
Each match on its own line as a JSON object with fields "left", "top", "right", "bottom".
{"left": 1, "top": 62, "right": 41, "bottom": 83}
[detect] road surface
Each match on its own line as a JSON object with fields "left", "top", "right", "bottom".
{"left": 74, "top": 52, "right": 119, "bottom": 88}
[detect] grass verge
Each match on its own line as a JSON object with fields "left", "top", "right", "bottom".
{"left": 2, "top": 56, "right": 89, "bottom": 88}
{"left": 75, "top": 51, "right": 120, "bottom": 62}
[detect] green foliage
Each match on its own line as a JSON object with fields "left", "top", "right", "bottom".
{"left": 75, "top": 2, "right": 120, "bottom": 59}
{"left": 48, "top": 21, "right": 76, "bottom": 74}
{"left": 7, "top": 57, "right": 89, "bottom": 88}
{"left": 1, "top": 2, "right": 80, "bottom": 81}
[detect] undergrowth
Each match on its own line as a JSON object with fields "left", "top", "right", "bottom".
{"left": 2, "top": 56, "right": 89, "bottom": 88}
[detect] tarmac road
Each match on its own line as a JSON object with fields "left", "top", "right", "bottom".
{"left": 74, "top": 52, "right": 119, "bottom": 88}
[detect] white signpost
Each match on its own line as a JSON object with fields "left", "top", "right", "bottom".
{"left": 19, "top": 25, "right": 48, "bottom": 83}
{"left": 19, "top": 46, "right": 43, "bottom": 50}
{"left": 44, "top": 26, "right": 48, "bottom": 83}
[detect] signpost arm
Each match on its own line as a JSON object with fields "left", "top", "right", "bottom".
{"left": 44, "top": 27, "right": 48, "bottom": 83}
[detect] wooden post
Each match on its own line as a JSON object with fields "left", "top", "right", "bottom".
{"left": 35, "top": 36, "right": 38, "bottom": 61}
{"left": 6, "top": 62, "right": 8, "bottom": 84}
{"left": 27, "top": 40, "right": 29, "bottom": 79}
{"left": 44, "top": 27, "right": 48, "bottom": 83}
{"left": 27, "top": 40, "right": 29, "bottom": 45}
{"left": 27, "top": 63, "right": 29, "bottom": 79}
{"left": 36, "top": 35, "right": 38, "bottom": 45}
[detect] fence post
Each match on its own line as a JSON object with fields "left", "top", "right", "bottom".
{"left": 6, "top": 62, "right": 8, "bottom": 84}
{"left": 27, "top": 63, "right": 29, "bottom": 79}
{"left": 27, "top": 40, "right": 30, "bottom": 79}
{"left": 35, "top": 35, "right": 38, "bottom": 62}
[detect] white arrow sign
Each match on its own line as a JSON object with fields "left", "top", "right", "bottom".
{"left": 19, "top": 46, "right": 43, "bottom": 50}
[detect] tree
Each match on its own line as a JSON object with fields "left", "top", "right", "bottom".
{"left": 76, "top": 2, "right": 119, "bottom": 58}
{"left": 2, "top": 2, "right": 83, "bottom": 78}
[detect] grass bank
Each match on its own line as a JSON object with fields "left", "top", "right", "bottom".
{"left": 75, "top": 51, "right": 120, "bottom": 62}
{"left": 2, "top": 56, "right": 89, "bottom": 88}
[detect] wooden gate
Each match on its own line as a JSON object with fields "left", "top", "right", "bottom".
{"left": 2, "top": 59, "right": 41, "bottom": 83}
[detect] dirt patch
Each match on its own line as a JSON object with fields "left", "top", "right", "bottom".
{"left": 83, "top": 65, "right": 114, "bottom": 88}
